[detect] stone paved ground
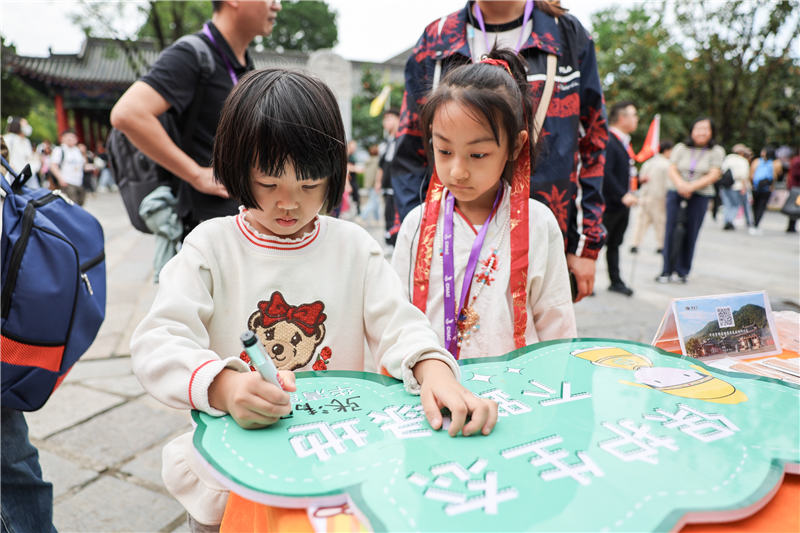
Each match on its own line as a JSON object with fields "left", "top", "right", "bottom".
{"left": 24, "top": 190, "right": 798, "bottom": 532}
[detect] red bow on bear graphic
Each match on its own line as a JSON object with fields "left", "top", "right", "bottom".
{"left": 258, "top": 292, "right": 326, "bottom": 336}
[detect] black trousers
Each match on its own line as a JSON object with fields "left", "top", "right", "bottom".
{"left": 604, "top": 207, "right": 630, "bottom": 285}
{"left": 752, "top": 189, "right": 771, "bottom": 227}
{"left": 348, "top": 172, "right": 360, "bottom": 214}
{"left": 383, "top": 191, "right": 398, "bottom": 245}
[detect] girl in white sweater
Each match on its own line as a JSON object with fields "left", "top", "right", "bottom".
{"left": 131, "top": 69, "right": 496, "bottom": 530}
{"left": 392, "top": 49, "right": 576, "bottom": 361}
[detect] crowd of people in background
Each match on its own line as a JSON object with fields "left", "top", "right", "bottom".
{"left": 4, "top": 112, "right": 798, "bottom": 274}
{"left": 2, "top": 117, "right": 117, "bottom": 204}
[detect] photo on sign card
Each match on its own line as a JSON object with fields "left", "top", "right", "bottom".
{"left": 672, "top": 291, "right": 781, "bottom": 360}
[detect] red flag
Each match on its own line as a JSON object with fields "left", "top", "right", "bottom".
{"left": 634, "top": 114, "right": 660, "bottom": 163}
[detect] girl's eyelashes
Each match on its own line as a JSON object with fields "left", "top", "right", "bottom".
{"left": 257, "top": 182, "right": 277, "bottom": 189}
{"left": 470, "top": 153, "right": 488, "bottom": 159}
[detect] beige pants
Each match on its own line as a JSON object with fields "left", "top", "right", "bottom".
{"left": 61, "top": 184, "right": 86, "bottom": 206}
{"left": 631, "top": 198, "right": 666, "bottom": 249}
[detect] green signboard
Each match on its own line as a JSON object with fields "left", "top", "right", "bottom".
{"left": 192, "top": 339, "right": 799, "bottom": 531}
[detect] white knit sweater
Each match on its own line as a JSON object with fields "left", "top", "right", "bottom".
{"left": 130, "top": 212, "right": 458, "bottom": 524}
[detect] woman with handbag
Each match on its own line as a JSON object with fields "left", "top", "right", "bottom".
{"left": 720, "top": 143, "right": 754, "bottom": 232}
{"left": 657, "top": 117, "right": 725, "bottom": 283}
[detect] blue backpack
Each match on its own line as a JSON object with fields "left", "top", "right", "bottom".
{"left": 1, "top": 156, "right": 106, "bottom": 411}
{"left": 752, "top": 158, "right": 774, "bottom": 191}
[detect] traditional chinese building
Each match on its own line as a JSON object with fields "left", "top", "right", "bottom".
{"left": 3, "top": 37, "right": 408, "bottom": 144}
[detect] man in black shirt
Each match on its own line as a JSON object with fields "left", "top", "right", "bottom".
{"left": 110, "top": 0, "right": 281, "bottom": 231}
{"left": 603, "top": 101, "right": 639, "bottom": 296}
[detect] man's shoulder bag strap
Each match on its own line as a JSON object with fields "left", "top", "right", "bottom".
{"left": 173, "top": 34, "right": 215, "bottom": 148}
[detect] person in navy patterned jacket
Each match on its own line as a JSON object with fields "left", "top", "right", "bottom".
{"left": 391, "top": 0, "right": 608, "bottom": 301}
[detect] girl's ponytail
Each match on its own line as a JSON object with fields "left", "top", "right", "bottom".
{"left": 482, "top": 47, "right": 533, "bottom": 137}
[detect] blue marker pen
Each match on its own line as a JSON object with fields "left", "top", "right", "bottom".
{"left": 240, "top": 330, "right": 284, "bottom": 390}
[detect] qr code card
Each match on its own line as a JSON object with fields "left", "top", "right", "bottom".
{"left": 672, "top": 291, "right": 781, "bottom": 360}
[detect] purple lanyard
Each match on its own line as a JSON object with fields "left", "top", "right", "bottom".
{"left": 473, "top": 0, "right": 534, "bottom": 54}
{"left": 442, "top": 186, "right": 503, "bottom": 357}
{"left": 202, "top": 23, "right": 239, "bottom": 86}
{"left": 687, "top": 148, "right": 707, "bottom": 180}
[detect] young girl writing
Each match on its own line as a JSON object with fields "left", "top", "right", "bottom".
{"left": 392, "top": 49, "right": 577, "bottom": 360}
{"left": 130, "top": 69, "right": 497, "bottom": 531}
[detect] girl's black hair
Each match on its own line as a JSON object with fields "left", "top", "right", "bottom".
{"left": 213, "top": 68, "right": 346, "bottom": 211}
{"left": 685, "top": 116, "right": 717, "bottom": 148}
{"left": 419, "top": 47, "right": 534, "bottom": 185}
{"left": 760, "top": 146, "right": 776, "bottom": 160}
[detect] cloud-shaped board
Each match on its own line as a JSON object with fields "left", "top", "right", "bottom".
{"left": 192, "top": 339, "right": 799, "bottom": 531}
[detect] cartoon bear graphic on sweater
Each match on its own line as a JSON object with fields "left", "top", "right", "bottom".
{"left": 247, "top": 291, "right": 328, "bottom": 371}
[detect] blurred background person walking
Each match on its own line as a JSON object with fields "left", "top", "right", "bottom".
{"left": 658, "top": 117, "right": 724, "bottom": 283}
{"left": 3, "top": 117, "right": 40, "bottom": 188}
{"left": 361, "top": 144, "right": 381, "bottom": 224}
{"left": 50, "top": 129, "right": 87, "bottom": 205}
{"left": 377, "top": 108, "right": 400, "bottom": 247}
{"left": 630, "top": 140, "right": 673, "bottom": 255}
{"left": 720, "top": 143, "right": 754, "bottom": 232}
{"left": 346, "top": 140, "right": 363, "bottom": 217}
{"left": 750, "top": 146, "right": 782, "bottom": 231}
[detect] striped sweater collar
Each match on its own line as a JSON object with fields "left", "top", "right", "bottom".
{"left": 235, "top": 208, "right": 321, "bottom": 251}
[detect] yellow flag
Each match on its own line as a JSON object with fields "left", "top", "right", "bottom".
{"left": 369, "top": 85, "right": 391, "bottom": 117}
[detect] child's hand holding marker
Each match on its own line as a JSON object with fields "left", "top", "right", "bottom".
{"left": 207, "top": 332, "right": 297, "bottom": 430}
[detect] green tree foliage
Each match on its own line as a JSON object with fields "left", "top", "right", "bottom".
{"left": 593, "top": 0, "right": 800, "bottom": 150}
{"left": 351, "top": 66, "right": 404, "bottom": 147}
{"left": 592, "top": 7, "right": 689, "bottom": 147}
{"left": 73, "top": 1, "right": 336, "bottom": 53}
{"left": 261, "top": 0, "right": 337, "bottom": 53}
{"left": 138, "top": 1, "right": 212, "bottom": 50}
{"left": 733, "top": 304, "right": 768, "bottom": 329}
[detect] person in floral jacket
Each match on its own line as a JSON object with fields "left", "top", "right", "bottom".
{"left": 391, "top": 0, "right": 608, "bottom": 301}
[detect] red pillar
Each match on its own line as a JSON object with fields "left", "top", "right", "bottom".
{"left": 87, "top": 116, "right": 96, "bottom": 150}
{"left": 74, "top": 110, "right": 85, "bottom": 144}
{"left": 93, "top": 118, "right": 102, "bottom": 149}
{"left": 54, "top": 93, "right": 68, "bottom": 136}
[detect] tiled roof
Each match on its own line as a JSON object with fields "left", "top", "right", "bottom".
{"left": 4, "top": 38, "right": 160, "bottom": 90}
{"left": 3, "top": 37, "right": 406, "bottom": 112}
{"left": 3, "top": 37, "right": 315, "bottom": 90}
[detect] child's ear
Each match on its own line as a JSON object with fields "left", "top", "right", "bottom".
{"left": 511, "top": 130, "right": 529, "bottom": 160}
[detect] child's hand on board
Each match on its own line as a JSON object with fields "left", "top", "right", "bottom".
{"left": 208, "top": 368, "right": 296, "bottom": 429}
{"left": 413, "top": 359, "right": 498, "bottom": 437}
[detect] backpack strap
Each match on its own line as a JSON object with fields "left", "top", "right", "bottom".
{"left": 0, "top": 157, "right": 12, "bottom": 198}
{"left": 0, "top": 156, "right": 32, "bottom": 192}
{"left": 174, "top": 34, "right": 215, "bottom": 149}
{"left": 431, "top": 17, "right": 448, "bottom": 91}
{"left": 532, "top": 53, "right": 557, "bottom": 145}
